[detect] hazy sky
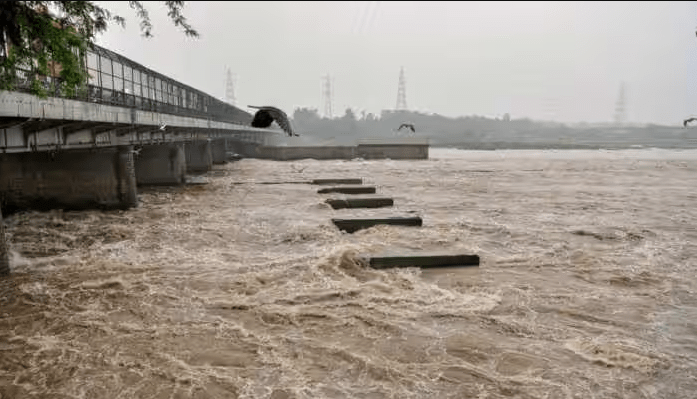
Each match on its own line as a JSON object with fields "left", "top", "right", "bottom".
{"left": 94, "top": 1, "right": 697, "bottom": 125}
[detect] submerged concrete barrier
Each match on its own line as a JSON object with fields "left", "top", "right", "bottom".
{"left": 255, "top": 141, "right": 429, "bottom": 161}
{"left": 311, "top": 178, "right": 363, "bottom": 185}
{"left": 318, "top": 186, "right": 376, "bottom": 194}
{"left": 326, "top": 197, "right": 394, "bottom": 209}
{"left": 256, "top": 146, "right": 356, "bottom": 160}
{"left": 332, "top": 216, "right": 422, "bottom": 233}
{"left": 231, "top": 179, "right": 362, "bottom": 186}
{"left": 365, "top": 253, "right": 480, "bottom": 269}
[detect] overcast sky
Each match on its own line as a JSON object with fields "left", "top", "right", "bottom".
{"left": 94, "top": 1, "right": 697, "bottom": 125}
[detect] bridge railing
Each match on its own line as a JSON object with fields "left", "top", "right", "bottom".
{"left": 2, "top": 44, "right": 253, "bottom": 126}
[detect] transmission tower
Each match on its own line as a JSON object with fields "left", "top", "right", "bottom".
{"left": 396, "top": 66, "right": 407, "bottom": 111}
{"left": 542, "top": 97, "right": 560, "bottom": 122}
{"left": 225, "top": 67, "right": 237, "bottom": 106}
{"left": 322, "top": 74, "right": 334, "bottom": 119}
{"left": 614, "top": 81, "right": 627, "bottom": 126}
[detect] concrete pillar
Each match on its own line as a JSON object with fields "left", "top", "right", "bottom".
{"left": 0, "top": 209, "right": 8, "bottom": 276}
{"left": 116, "top": 145, "right": 138, "bottom": 209}
{"left": 134, "top": 143, "right": 186, "bottom": 185}
{"left": 211, "top": 138, "right": 227, "bottom": 164}
{"left": 185, "top": 139, "right": 212, "bottom": 174}
{"left": 226, "top": 138, "right": 258, "bottom": 158}
{"left": 0, "top": 145, "right": 138, "bottom": 212}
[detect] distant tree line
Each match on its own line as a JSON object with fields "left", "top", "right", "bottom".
{"left": 291, "top": 107, "right": 688, "bottom": 149}
{"left": 292, "top": 107, "right": 562, "bottom": 146}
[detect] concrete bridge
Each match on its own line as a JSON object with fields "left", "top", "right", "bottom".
{"left": 0, "top": 44, "right": 286, "bottom": 275}
{"left": 0, "top": 44, "right": 284, "bottom": 213}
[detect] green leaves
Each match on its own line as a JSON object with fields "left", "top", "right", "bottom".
{"left": 0, "top": 1, "right": 199, "bottom": 98}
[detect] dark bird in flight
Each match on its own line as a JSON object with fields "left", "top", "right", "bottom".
{"left": 398, "top": 123, "right": 416, "bottom": 133}
{"left": 248, "top": 105, "right": 299, "bottom": 137}
{"left": 684, "top": 117, "right": 697, "bottom": 127}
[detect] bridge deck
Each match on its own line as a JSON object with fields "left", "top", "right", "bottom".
{"left": 0, "top": 91, "right": 282, "bottom": 152}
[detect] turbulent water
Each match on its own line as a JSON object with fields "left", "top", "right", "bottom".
{"left": 1, "top": 148, "right": 696, "bottom": 398}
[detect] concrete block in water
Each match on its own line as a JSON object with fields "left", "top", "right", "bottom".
{"left": 311, "top": 178, "right": 363, "bottom": 185}
{"left": 365, "top": 252, "right": 480, "bottom": 269}
{"left": 318, "top": 186, "right": 376, "bottom": 194}
{"left": 326, "top": 197, "right": 394, "bottom": 209}
{"left": 332, "top": 216, "right": 422, "bottom": 233}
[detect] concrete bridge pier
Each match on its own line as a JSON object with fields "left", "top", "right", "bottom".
{"left": 134, "top": 143, "right": 186, "bottom": 185}
{"left": 226, "top": 138, "right": 259, "bottom": 158}
{"left": 211, "top": 138, "right": 227, "bottom": 164}
{"left": 0, "top": 145, "right": 138, "bottom": 212}
{"left": 185, "top": 139, "right": 213, "bottom": 174}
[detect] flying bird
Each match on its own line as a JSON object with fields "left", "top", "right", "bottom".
{"left": 248, "top": 105, "right": 299, "bottom": 137}
{"left": 397, "top": 123, "right": 416, "bottom": 133}
{"left": 684, "top": 117, "right": 697, "bottom": 128}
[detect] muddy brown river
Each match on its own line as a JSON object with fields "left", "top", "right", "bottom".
{"left": 1, "top": 148, "right": 695, "bottom": 398}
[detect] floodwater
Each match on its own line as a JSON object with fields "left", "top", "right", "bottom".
{"left": 1, "top": 148, "right": 696, "bottom": 398}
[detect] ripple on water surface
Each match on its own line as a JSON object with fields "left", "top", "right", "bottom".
{"left": 1, "top": 148, "right": 696, "bottom": 398}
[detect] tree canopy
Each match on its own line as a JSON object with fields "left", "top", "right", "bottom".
{"left": 0, "top": 1, "right": 198, "bottom": 97}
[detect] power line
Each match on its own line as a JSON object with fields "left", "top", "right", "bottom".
{"left": 352, "top": 1, "right": 381, "bottom": 35}
{"left": 365, "top": 1, "right": 381, "bottom": 34}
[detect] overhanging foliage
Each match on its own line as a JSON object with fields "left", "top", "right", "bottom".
{"left": 0, "top": 1, "right": 197, "bottom": 98}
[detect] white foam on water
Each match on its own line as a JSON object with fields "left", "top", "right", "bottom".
{"left": 1, "top": 149, "right": 695, "bottom": 398}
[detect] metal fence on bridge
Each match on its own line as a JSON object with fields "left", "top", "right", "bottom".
{"left": 4, "top": 44, "right": 253, "bottom": 126}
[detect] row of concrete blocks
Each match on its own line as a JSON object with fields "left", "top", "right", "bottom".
{"left": 316, "top": 180, "right": 480, "bottom": 269}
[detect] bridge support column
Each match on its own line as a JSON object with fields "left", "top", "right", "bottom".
{"left": 211, "top": 138, "right": 227, "bottom": 164}
{"left": 134, "top": 143, "right": 186, "bottom": 185}
{"left": 226, "top": 138, "right": 259, "bottom": 158}
{"left": 0, "top": 145, "right": 138, "bottom": 212}
{"left": 185, "top": 139, "right": 212, "bottom": 174}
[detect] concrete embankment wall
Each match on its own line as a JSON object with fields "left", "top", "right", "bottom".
{"left": 256, "top": 146, "right": 356, "bottom": 161}
{"left": 254, "top": 144, "right": 429, "bottom": 161}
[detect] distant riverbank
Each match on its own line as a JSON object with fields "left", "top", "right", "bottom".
{"left": 435, "top": 141, "right": 697, "bottom": 150}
